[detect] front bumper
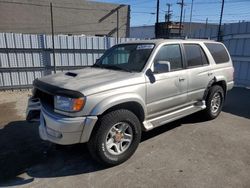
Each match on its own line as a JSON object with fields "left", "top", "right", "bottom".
{"left": 39, "top": 107, "right": 98, "bottom": 145}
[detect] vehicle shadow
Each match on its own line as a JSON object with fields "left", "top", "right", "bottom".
{"left": 0, "top": 112, "right": 205, "bottom": 186}
{"left": 0, "top": 88, "right": 246, "bottom": 186}
{"left": 0, "top": 120, "right": 104, "bottom": 186}
{"left": 1, "top": 87, "right": 248, "bottom": 186}
{"left": 222, "top": 87, "right": 250, "bottom": 119}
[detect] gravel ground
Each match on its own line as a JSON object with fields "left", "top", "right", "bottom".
{"left": 0, "top": 87, "right": 249, "bottom": 188}
{"left": 0, "top": 90, "right": 31, "bottom": 128}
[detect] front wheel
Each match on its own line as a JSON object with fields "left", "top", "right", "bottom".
{"left": 87, "top": 109, "right": 141, "bottom": 166}
{"left": 203, "top": 85, "right": 224, "bottom": 120}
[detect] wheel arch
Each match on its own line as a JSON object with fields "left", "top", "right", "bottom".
{"left": 203, "top": 76, "right": 227, "bottom": 101}
{"left": 90, "top": 93, "right": 146, "bottom": 123}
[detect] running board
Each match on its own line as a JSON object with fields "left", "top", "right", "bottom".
{"left": 143, "top": 101, "right": 206, "bottom": 131}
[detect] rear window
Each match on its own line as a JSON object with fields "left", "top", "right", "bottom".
{"left": 184, "top": 44, "right": 209, "bottom": 67}
{"left": 204, "top": 43, "right": 230, "bottom": 64}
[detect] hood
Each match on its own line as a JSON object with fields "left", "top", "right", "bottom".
{"left": 37, "top": 67, "right": 145, "bottom": 96}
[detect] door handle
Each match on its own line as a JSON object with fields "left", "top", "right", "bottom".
{"left": 208, "top": 72, "right": 213, "bottom": 76}
{"left": 179, "top": 77, "right": 185, "bottom": 82}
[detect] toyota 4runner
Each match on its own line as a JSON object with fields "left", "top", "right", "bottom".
{"left": 26, "top": 39, "right": 234, "bottom": 166}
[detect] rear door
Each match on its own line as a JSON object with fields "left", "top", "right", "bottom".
{"left": 183, "top": 43, "right": 213, "bottom": 101}
{"left": 204, "top": 42, "right": 234, "bottom": 89}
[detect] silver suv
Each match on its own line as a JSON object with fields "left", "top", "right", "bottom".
{"left": 26, "top": 39, "right": 234, "bottom": 166}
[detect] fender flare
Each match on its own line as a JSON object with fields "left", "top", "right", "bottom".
{"left": 203, "top": 76, "right": 227, "bottom": 100}
{"left": 89, "top": 93, "right": 147, "bottom": 118}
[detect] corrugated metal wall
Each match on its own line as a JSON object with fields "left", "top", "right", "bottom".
{"left": 1, "top": 23, "right": 250, "bottom": 90}
{"left": 0, "top": 33, "right": 137, "bottom": 90}
{"left": 192, "top": 22, "right": 250, "bottom": 87}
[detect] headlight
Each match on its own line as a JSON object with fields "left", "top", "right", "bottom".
{"left": 54, "top": 96, "right": 85, "bottom": 112}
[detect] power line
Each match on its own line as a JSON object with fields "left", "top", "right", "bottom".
{"left": 133, "top": 6, "right": 157, "bottom": 9}
{"left": 192, "top": 13, "right": 250, "bottom": 16}
{"left": 146, "top": 14, "right": 155, "bottom": 25}
{"left": 0, "top": 18, "right": 128, "bottom": 28}
{"left": 0, "top": 0, "right": 117, "bottom": 12}
{"left": 191, "top": 18, "right": 245, "bottom": 22}
{"left": 187, "top": 0, "right": 249, "bottom": 5}
{"left": 129, "top": 0, "right": 153, "bottom": 5}
{"left": 131, "top": 11, "right": 155, "bottom": 15}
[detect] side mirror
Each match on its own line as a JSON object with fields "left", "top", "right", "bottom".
{"left": 95, "top": 58, "right": 101, "bottom": 64}
{"left": 146, "top": 69, "right": 156, "bottom": 83}
{"left": 154, "top": 61, "right": 171, "bottom": 73}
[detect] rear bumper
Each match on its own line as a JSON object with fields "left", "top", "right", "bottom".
{"left": 227, "top": 81, "right": 234, "bottom": 91}
{"left": 39, "top": 107, "right": 98, "bottom": 145}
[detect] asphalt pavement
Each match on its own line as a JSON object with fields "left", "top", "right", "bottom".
{"left": 0, "top": 87, "right": 249, "bottom": 188}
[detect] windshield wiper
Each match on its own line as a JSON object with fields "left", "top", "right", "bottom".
{"left": 104, "top": 65, "right": 132, "bottom": 72}
{"left": 92, "top": 64, "right": 132, "bottom": 72}
{"left": 92, "top": 64, "right": 104, "bottom": 68}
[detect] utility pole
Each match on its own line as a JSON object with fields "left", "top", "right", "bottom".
{"left": 117, "top": 8, "right": 119, "bottom": 41}
{"left": 177, "top": 0, "right": 184, "bottom": 37}
{"left": 218, "top": 0, "right": 225, "bottom": 41}
{"left": 165, "top": 3, "right": 172, "bottom": 38}
{"left": 156, "top": 0, "right": 160, "bottom": 23}
{"left": 183, "top": 9, "right": 186, "bottom": 23}
{"left": 188, "top": 0, "right": 194, "bottom": 37}
{"left": 155, "top": 0, "right": 160, "bottom": 38}
{"left": 205, "top": 18, "right": 208, "bottom": 37}
{"left": 165, "top": 3, "right": 172, "bottom": 23}
{"left": 183, "top": 9, "right": 186, "bottom": 36}
{"left": 50, "top": 2, "right": 56, "bottom": 74}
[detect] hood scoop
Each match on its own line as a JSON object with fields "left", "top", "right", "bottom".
{"left": 65, "top": 72, "right": 78, "bottom": 77}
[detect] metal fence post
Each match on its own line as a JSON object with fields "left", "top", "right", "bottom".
{"left": 50, "top": 2, "right": 56, "bottom": 73}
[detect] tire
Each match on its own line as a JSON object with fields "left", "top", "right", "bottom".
{"left": 87, "top": 109, "right": 141, "bottom": 166}
{"left": 203, "top": 85, "right": 224, "bottom": 120}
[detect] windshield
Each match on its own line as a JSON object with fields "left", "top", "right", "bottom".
{"left": 94, "top": 43, "right": 155, "bottom": 72}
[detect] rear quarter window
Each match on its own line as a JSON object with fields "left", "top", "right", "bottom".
{"left": 204, "top": 43, "right": 230, "bottom": 64}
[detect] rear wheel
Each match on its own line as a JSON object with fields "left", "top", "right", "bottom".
{"left": 87, "top": 109, "right": 141, "bottom": 166}
{"left": 203, "top": 85, "right": 224, "bottom": 120}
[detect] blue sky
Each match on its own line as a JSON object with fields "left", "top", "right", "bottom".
{"left": 92, "top": 0, "right": 250, "bottom": 26}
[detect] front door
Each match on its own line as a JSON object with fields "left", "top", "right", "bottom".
{"left": 146, "top": 44, "right": 188, "bottom": 119}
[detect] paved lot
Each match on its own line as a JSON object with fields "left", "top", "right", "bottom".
{"left": 0, "top": 87, "right": 249, "bottom": 188}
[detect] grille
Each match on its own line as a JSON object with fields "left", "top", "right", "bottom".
{"left": 34, "top": 88, "right": 54, "bottom": 108}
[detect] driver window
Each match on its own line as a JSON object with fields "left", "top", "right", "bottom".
{"left": 154, "top": 44, "right": 183, "bottom": 71}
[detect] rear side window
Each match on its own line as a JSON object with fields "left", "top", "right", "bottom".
{"left": 184, "top": 44, "right": 209, "bottom": 67}
{"left": 204, "top": 43, "right": 230, "bottom": 64}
